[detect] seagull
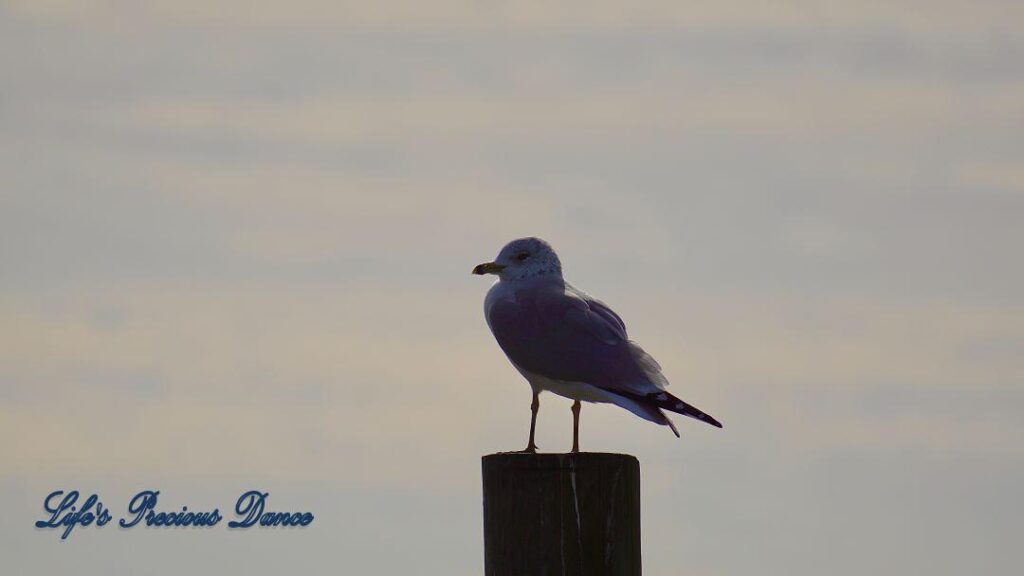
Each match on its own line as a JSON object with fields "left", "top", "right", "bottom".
{"left": 473, "top": 237, "right": 722, "bottom": 453}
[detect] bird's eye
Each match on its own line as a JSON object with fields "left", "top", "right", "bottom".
{"left": 514, "top": 252, "right": 529, "bottom": 261}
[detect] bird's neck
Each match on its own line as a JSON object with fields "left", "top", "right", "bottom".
{"left": 500, "top": 273, "right": 565, "bottom": 288}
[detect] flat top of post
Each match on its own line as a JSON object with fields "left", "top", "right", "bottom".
{"left": 482, "top": 452, "right": 639, "bottom": 471}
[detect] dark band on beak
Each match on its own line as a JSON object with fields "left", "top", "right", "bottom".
{"left": 472, "top": 262, "right": 506, "bottom": 275}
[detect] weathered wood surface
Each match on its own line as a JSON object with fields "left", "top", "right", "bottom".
{"left": 482, "top": 452, "right": 641, "bottom": 576}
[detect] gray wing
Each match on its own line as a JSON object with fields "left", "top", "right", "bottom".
{"left": 486, "top": 282, "right": 723, "bottom": 429}
{"left": 486, "top": 283, "right": 667, "bottom": 395}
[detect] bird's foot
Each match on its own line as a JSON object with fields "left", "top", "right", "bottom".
{"left": 502, "top": 443, "right": 538, "bottom": 454}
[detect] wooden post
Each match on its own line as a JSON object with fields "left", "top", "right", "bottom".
{"left": 482, "top": 452, "right": 641, "bottom": 576}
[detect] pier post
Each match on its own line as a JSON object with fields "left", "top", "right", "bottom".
{"left": 482, "top": 452, "right": 642, "bottom": 576}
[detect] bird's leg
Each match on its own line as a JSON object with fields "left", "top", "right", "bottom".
{"left": 522, "top": 389, "right": 539, "bottom": 453}
{"left": 571, "top": 400, "right": 581, "bottom": 453}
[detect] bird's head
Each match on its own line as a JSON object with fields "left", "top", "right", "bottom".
{"left": 473, "top": 237, "right": 563, "bottom": 281}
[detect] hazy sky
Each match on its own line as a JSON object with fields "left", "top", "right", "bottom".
{"left": 2, "top": 2, "right": 1022, "bottom": 575}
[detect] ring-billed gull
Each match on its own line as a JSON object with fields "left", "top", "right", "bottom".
{"left": 473, "top": 237, "right": 722, "bottom": 453}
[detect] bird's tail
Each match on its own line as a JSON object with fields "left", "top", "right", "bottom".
{"left": 602, "top": 391, "right": 680, "bottom": 437}
{"left": 662, "top": 412, "right": 680, "bottom": 438}
{"left": 611, "top": 389, "right": 723, "bottom": 430}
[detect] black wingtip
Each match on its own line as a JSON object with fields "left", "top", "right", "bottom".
{"left": 693, "top": 411, "right": 723, "bottom": 429}
{"left": 700, "top": 409, "right": 724, "bottom": 428}
{"left": 655, "top": 392, "right": 722, "bottom": 429}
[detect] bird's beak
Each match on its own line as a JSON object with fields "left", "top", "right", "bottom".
{"left": 472, "top": 262, "right": 506, "bottom": 275}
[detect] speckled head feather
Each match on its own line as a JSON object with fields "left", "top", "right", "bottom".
{"left": 493, "top": 237, "right": 563, "bottom": 281}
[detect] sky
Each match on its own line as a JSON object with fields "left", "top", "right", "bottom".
{"left": 2, "top": 1, "right": 1023, "bottom": 574}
